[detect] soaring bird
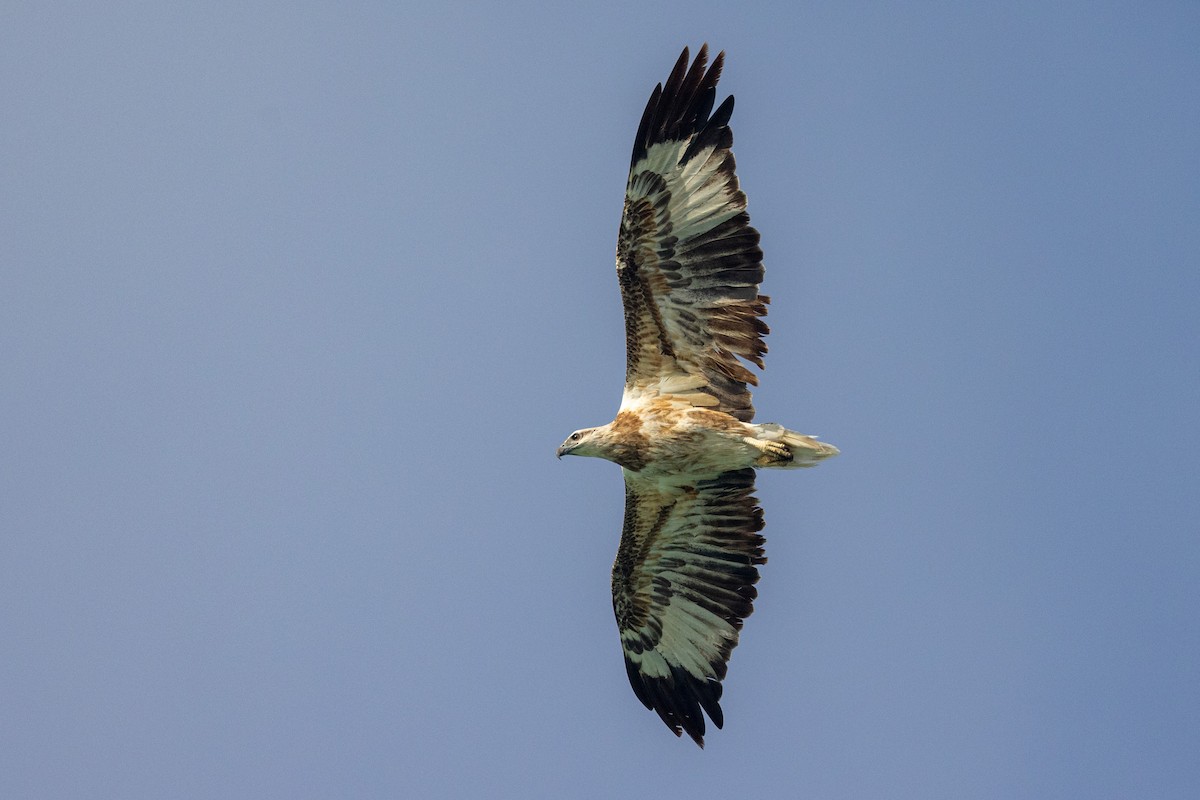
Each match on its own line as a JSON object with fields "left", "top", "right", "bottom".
{"left": 557, "top": 45, "right": 838, "bottom": 747}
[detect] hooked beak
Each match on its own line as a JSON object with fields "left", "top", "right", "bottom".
{"left": 556, "top": 444, "right": 568, "bottom": 460}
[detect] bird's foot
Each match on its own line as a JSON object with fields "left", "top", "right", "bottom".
{"left": 752, "top": 440, "right": 793, "bottom": 466}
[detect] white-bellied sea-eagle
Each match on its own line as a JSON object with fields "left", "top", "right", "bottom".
{"left": 556, "top": 45, "right": 838, "bottom": 748}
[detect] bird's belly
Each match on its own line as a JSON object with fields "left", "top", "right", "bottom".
{"left": 637, "top": 425, "right": 755, "bottom": 479}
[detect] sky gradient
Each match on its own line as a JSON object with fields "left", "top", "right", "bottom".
{"left": 3, "top": 2, "right": 1198, "bottom": 798}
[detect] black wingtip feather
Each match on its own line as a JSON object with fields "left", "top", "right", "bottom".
{"left": 682, "top": 94, "right": 735, "bottom": 166}
{"left": 630, "top": 44, "right": 733, "bottom": 170}
{"left": 621, "top": 630, "right": 733, "bottom": 749}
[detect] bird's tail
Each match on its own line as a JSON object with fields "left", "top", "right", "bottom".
{"left": 753, "top": 423, "right": 840, "bottom": 469}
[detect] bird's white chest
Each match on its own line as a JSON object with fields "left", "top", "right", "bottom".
{"left": 634, "top": 410, "right": 755, "bottom": 479}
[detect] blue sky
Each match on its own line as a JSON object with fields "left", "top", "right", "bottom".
{"left": 2, "top": 2, "right": 1197, "bottom": 797}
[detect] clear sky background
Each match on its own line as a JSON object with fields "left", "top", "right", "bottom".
{"left": 2, "top": 2, "right": 1197, "bottom": 798}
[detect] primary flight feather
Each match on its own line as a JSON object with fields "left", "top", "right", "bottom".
{"left": 557, "top": 44, "right": 838, "bottom": 748}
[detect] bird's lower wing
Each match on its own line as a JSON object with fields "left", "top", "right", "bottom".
{"left": 612, "top": 468, "right": 766, "bottom": 747}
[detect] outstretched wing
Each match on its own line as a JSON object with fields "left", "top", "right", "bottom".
{"left": 617, "top": 45, "right": 768, "bottom": 422}
{"left": 612, "top": 468, "right": 766, "bottom": 747}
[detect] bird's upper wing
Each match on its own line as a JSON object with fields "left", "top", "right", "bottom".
{"left": 612, "top": 468, "right": 766, "bottom": 747}
{"left": 617, "top": 45, "right": 768, "bottom": 422}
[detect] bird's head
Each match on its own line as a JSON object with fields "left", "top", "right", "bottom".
{"left": 556, "top": 427, "right": 601, "bottom": 459}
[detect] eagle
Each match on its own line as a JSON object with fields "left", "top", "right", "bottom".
{"left": 556, "top": 45, "right": 839, "bottom": 748}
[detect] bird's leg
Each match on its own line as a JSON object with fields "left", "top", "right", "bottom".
{"left": 744, "top": 436, "right": 793, "bottom": 466}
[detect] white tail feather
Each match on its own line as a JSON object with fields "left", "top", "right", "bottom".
{"left": 754, "top": 423, "right": 840, "bottom": 469}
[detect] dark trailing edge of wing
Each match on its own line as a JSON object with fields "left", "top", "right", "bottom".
{"left": 629, "top": 45, "right": 732, "bottom": 170}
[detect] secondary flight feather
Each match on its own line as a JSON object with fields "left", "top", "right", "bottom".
{"left": 557, "top": 45, "right": 838, "bottom": 748}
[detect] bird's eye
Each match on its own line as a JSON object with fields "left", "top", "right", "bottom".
{"left": 571, "top": 432, "right": 581, "bottom": 441}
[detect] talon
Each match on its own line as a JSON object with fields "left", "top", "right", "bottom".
{"left": 755, "top": 441, "right": 793, "bottom": 466}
